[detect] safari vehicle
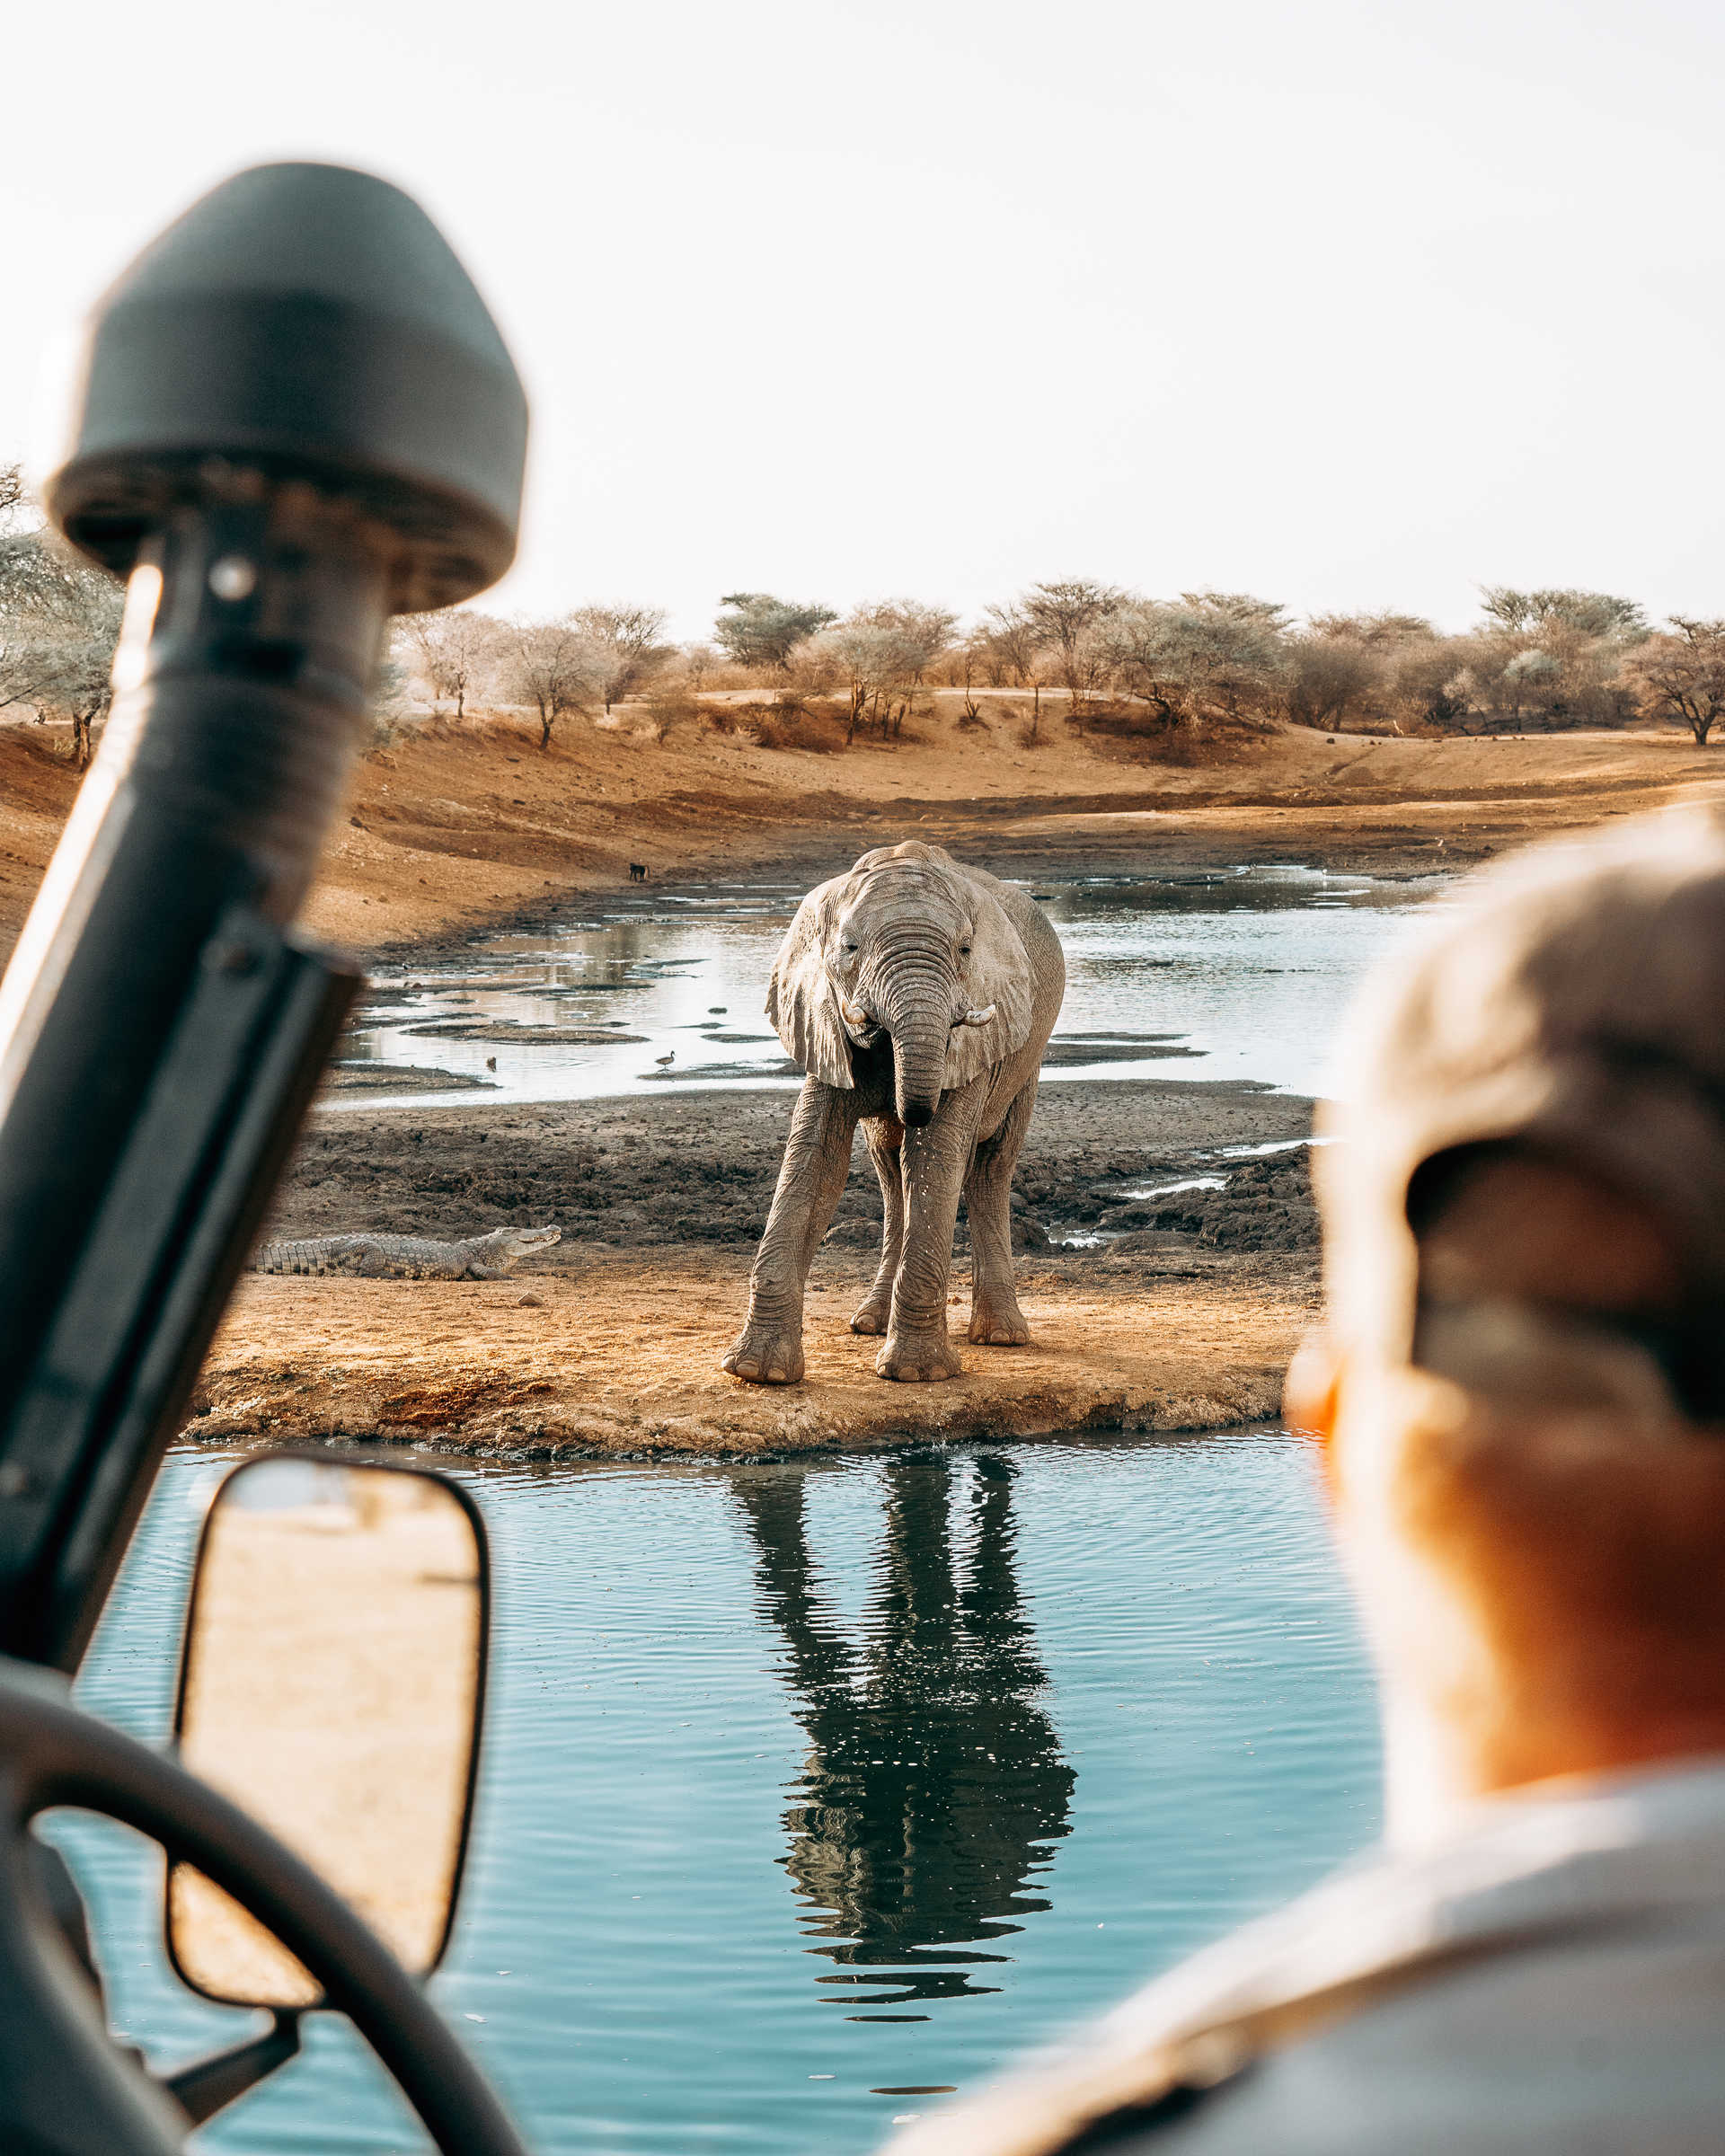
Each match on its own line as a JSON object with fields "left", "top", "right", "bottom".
{"left": 0, "top": 163, "right": 534, "bottom": 2153}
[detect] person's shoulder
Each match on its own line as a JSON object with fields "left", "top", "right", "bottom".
{"left": 1119, "top": 1908, "right": 1725, "bottom": 2154}
{"left": 889, "top": 1763, "right": 1725, "bottom": 2156}
{"left": 1100, "top": 1754, "right": 1725, "bottom": 2061}
{"left": 885, "top": 1860, "right": 1408, "bottom": 2156}
{"left": 897, "top": 1895, "right": 1725, "bottom": 2156}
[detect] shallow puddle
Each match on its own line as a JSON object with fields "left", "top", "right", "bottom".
{"left": 332, "top": 865, "right": 1440, "bottom": 1109}
{"left": 56, "top": 1430, "right": 1381, "bottom": 2154}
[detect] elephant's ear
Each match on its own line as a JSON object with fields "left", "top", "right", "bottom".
{"left": 766, "top": 879, "right": 854, "bottom": 1089}
{"left": 944, "top": 883, "right": 1033, "bottom": 1091}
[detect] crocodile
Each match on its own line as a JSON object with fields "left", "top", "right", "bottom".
{"left": 252, "top": 1225, "right": 561, "bottom": 1280}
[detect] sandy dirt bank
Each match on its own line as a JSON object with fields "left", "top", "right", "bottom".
{"left": 194, "top": 1250, "right": 1313, "bottom": 1457}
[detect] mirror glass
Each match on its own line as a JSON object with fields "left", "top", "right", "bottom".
{"left": 167, "top": 1457, "right": 485, "bottom": 2009}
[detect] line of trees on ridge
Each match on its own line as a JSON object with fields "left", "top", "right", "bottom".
{"left": 341, "top": 579, "right": 1725, "bottom": 755}
{"left": 5, "top": 464, "right": 1724, "bottom": 764}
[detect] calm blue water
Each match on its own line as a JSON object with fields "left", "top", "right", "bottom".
{"left": 52, "top": 1432, "right": 1381, "bottom": 2153}
{"left": 336, "top": 866, "right": 1438, "bottom": 1109}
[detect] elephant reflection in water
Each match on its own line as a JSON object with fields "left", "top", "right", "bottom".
{"left": 734, "top": 1455, "right": 1075, "bottom": 2010}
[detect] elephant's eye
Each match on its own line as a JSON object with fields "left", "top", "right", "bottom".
{"left": 959, "top": 942, "right": 971, "bottom": 957}
{"left": 843, "top": 941, "right": 858, "bottom": 953}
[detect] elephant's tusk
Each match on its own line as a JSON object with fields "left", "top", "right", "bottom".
{"left": 840, "top": 997, "right": 871, "bottom": 1027}
{"left": 957, "top": 1004, "right": 996, "bottom": 1028}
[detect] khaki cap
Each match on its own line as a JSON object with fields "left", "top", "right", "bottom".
{"left": 1316, "top": 807, "right": 1725, "bottom": 1366}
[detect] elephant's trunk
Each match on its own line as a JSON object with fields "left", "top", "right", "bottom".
{"left": 878, "top": 962, "right": 952, "bottom": 1129}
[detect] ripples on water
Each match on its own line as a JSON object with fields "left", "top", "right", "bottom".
{"left": 337, "top": 866, "right": 1439, "bottom": 1108}
{"left": 51, "top": 1432, "right": 1380, "bottom": 2153}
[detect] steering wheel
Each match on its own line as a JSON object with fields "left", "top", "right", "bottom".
{"left": 0, "top": 1658, "right": 527, "bottom": 2156}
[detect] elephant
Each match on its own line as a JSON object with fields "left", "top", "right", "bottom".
{"left": 722, "top": 841, "right": 1066, "bottom": 1384}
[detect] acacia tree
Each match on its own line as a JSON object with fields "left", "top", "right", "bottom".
{"left": 1479, "top": 588, "right": 1647, "bottom": 641}
{"left": 1020, "top": 578, "right": 1125, "bottom": 720}
{"left": 1099, "top": 592, "right": 1286, "bottom": 731}
{"left": 1282, "top": 633, "right": 1381, "bottom": 730}
{"left": 0, "top": 512, "right": 124, "bottom": 766}
{"left": 500, "top": 620, "right": 604, "bottom": 749}
{"left": 823, "top": 600, "right": 958, "bottom": 740}
{"left": 969, "top": 603, "right": 1039, "bottom": 687}
{"left": 713, "top": 592, "right": 837, "bottom": 673}
{"left": 1623, "top": 617, "right": 1725, "bottom": 745}
{"left": 569, "top": 603, "right": 673, "bottom": 712}
{"left": 861, "top": 600, "right": 956, "bottom": 693}
{"left": 825, "top": 622, "right": 896, "bottom": 739}
{"left": 396, "top": 608, "right": 500, "bottom": 718}
{"left": 1174, "top": 593, "right": 1287, "bottom": 721}
{"left": 1469, "top": 588, "right": 1647, "bottom": 731}
{"left": 1279, "top": 613, "right": 1433, "bottom": 732}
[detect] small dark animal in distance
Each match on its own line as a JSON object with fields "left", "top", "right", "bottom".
{"left": 629, "top": 862, "right": 648, "bottom": 882}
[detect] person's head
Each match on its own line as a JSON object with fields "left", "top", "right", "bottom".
{"left": 1287, "top": 809, "right": 1725, "bottom": 1842}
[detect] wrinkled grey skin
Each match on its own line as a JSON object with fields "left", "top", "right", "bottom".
{"left": 724, "top": 843, "right": 1065, "bottom": 1384}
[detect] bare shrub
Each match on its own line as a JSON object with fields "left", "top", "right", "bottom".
{"left": 500, "top": 620, "right": 604, "bottom": 749}
{"left": 680, "top": 643, "right": 721, "bottom": 694}
{"left": 713, "top": 696, "right": 847, "bottom": 752}
{"left": 569, "top": 604, "right": 674, "bottom": 712}
{"left": 969, "top": 605, "right": 1039, "bottom": 687}
{"left": 0, "top": 514, "right": 124, "bottom": 766}
{"left": 643, "top": 691, "right": 705, "bottom": 738}
{"left": 394, "top": 608, "right": 502, "bottom": 718}
{"left": 817, "top": 600, "right": 958, "bottom": 742}
{"left": 1282, "top": 632, "right": 1382, "bottom": 731}
{"left": 1020, "top": 579, "right": 1126, "bottom": 720}
{"left": 784, "top": 640, "right": 844, "bottom": 700}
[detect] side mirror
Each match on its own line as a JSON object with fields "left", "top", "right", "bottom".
{"left": 166, "top": 1456, "right": 488, "bottom": 2009}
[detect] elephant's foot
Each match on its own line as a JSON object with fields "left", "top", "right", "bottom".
{"left": 875, "top": 1328, "right": 963, "bottom": 1383}
{"left": 849, "top": 1288, "right": 893, "bottom": 1336}
{"left": 969, "top": 1292, "right": 1031, "bottom": 1347}
{"left": 722, "top": 1319, "right": 805, "bottom": 1385}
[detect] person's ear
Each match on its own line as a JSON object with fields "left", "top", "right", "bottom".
{"left": 1285, "top": 1327, "right": 1342, "bottom": 1498}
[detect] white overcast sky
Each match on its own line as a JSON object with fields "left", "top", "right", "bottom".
{"left": 4, "top": 0, "right": 1723, "bottom": 640}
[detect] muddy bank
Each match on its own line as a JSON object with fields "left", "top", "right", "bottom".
{"left": 263, "top": 1076, "right": 1319, "bottom": 1263}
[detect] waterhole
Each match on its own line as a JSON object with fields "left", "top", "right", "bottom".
{"left": 55, "top": 1430, "right": 1379, "bottom": 2154}
{"left": 332, "top": 865, "right": 1442, "bottom": 1108}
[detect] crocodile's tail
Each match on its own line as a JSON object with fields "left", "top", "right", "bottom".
{"left": 254, "top": 1237, "right": 335, "bottom": 1276}
{"left": 253, "top": 1233, "right": 383, "bottom": 1276}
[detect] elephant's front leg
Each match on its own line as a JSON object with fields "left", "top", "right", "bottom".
{"left": 724, "top": 1080, "right": 860, "bottom": 1384}
{"left": 878, "top": 1092, "right": 984, "bottom": 1383}
{"left": 964, "top": 1080, "right": 1037, "bottom": 1346}
{"left": 849, "top": 1117, "right": 905, "bottom": 1337}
